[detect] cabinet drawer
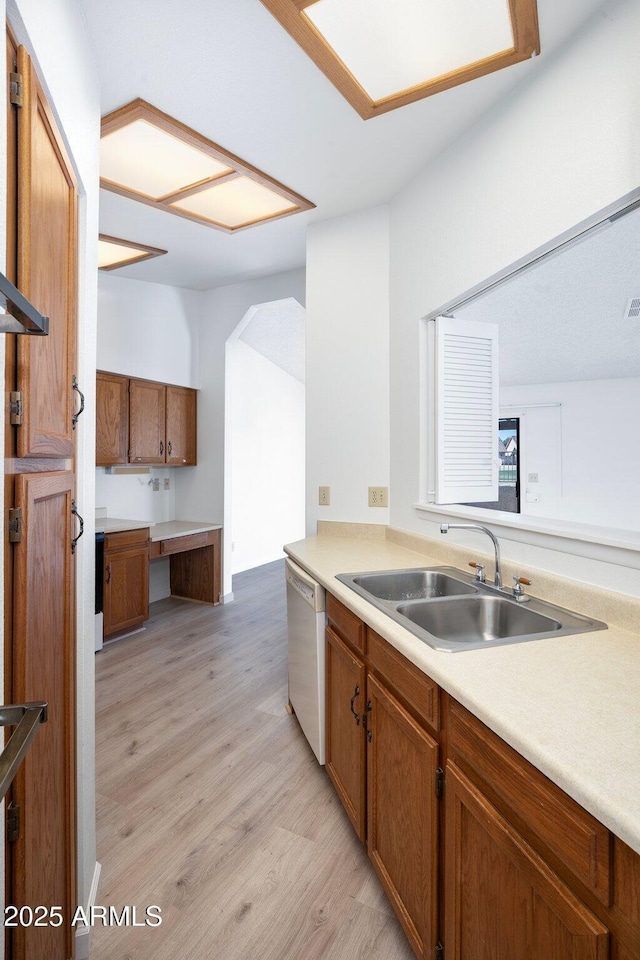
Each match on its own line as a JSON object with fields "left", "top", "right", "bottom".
{"left": 105, "top": 528, "right": 150, "bottom": 551}
{"left": 159, "top": 532, "right": 210, "bottom": 556}
{"left": 368, "top": 628, "right": 440, "bottom": 733}
{"left": 326, "top": 593, "right": 366, "bottom": 654}
{"left": 448, "top": 700, "right": 611, "bottom": 906}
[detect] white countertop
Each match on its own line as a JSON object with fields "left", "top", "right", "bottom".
{"left": 285, "top": 531, "right": 640, "bottom": 856}
{"left": 97, "top": 518, "right": 221, "bottom": 540}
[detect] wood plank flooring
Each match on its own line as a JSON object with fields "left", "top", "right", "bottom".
{"left": 93, "top": 559, "right": 414, "bottom": 960}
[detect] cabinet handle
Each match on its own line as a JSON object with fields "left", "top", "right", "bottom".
{"left": 362, "top": 699, "right": 372, "bottom": 743}
{"left": 160, "top": 440, "right": 164, "bottom": 456}
{"left": 350, "top": 684, "right": 361, "bottom": 725}
{"left": 71, "top": 500, "right": 84, "bottom": 554}
{"left": 72, "top": 376, "right": 85, "bottom": 429}
{"left": 167, "top": 440, "right": 172, "bottom": 456}
{"left": 105, "top": 563, "right": 111, "bottom": 584}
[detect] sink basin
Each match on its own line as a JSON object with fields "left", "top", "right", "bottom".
{"left": 335, "top": 566, "right": 607, "bottom": 652}
{"left": 351, "top": 569, "right": 477, "bottom": 601}
{"left": 397, "top": 595, "right": 562, "bottom": 646}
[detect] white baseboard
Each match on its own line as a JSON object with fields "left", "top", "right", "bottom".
{"left": 74, "top": 860, "right": 101, "bottom": 960}
{"left": 222, "top": 591, "right": 234, "bottom": 604}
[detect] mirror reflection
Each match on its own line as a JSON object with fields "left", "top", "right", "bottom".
{"left": 455, "top": 201, "right": 640, "bottom": 533}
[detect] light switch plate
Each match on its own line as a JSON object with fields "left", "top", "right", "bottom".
{"left": 318, "top": 486, "right": 330, "bottom": 506}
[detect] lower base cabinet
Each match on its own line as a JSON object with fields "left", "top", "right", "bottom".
{"left": 367, "top": 673, "right": 439, "bottom": 959}
{"left": 324, "top": 591, "right": 640, "bottom": 960}
{"left": 104, "top": 529, "right": 150, "bottom": 637}
{"left": 445, "top": 762, "right": 609, "bottom": 960}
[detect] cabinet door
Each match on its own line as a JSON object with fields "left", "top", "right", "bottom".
{"left": 96, "top": 372, "right": 129, "bottom": 465}
{"left": 166, "top": 385, "right": 197, "bottom": 465}
{"left": 104, "top": 544, "right": 149, "bottom": 636}
{"left": 129, "top": 379, "right": 166, "bottom": 464}
{"left": 325, "top": 626, "right": 366, "bottom": 841}
{"left": 367, "top": 673, "right": 439, "bottom": 960}
{"left": 11, "top": 472, "right": 76, "bottom": 960}
{"left": 445, "top": 762, "right": 609, "bottom": 960}
{"left": 16, "top": 46, "right": 77, "bottom": 458}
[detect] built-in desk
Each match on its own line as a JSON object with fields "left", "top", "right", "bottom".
{"left": 149, "top": 521, "right": 222, "bottom": 605}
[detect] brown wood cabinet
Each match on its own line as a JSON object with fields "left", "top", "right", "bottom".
{"left": 325, "top": 599, "right": 440, "bottom": 958}
{"left": 96, "top": 371, "right": 197, "bottom": 467}
{"left": 444, "top": 762, "right": 609, "bottom": 960}
{"left": 166, "top": 384, "right": 197, "bottom": 465}
{"left": 96, "top": 371, "right": 128, "bottom": 464}
{"left": 323, "top": 590, "right": 640, "bottom": 960}
{"left": 103, "top": 529, "right": 150, "bottom": 637}
{"left": 5, "top": 39, "right": 79, "bottom": 960}
{"left": 325, "top": 626, "right": 366, "bottom": 840}
{"left": 128, "top": 378, "right": 166, "bottom": 465}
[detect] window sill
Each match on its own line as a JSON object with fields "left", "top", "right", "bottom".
{"left": 413, "top": 501, "right": 640, "bottom": 569}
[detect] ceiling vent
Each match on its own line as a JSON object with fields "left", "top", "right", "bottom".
{"left": 625, "top": 297, "right": 640, "bottom": 320}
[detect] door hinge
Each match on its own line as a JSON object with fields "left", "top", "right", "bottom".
{"left": 435, "top": 766, "right": 444, "bottom": 798}
{"left": 435, "top": 942, "right": 444, "bottom": 960}
{"left": 7, "top": 801, "right": 20, "bottom": 842}
{"left": 9, "top": 391, "right": 23, "bottom": 426}
{"left": 9, "top": 71, "right": 23, "bottom": 107}
{"left": 8, "top": 507, "right": 23, "bottom": 543}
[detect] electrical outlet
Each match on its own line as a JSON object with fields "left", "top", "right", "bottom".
{"left": 151, "top": 477, "right": 160, "bottom": 492}
{"left": 368, "top": 486, "right": 388, "bottom": 508}
{"left": 163, "top": 478, "right": 170, "bottom": 490}
{"left": 318, "top": 486, "right": 330, "bottom": 506}
{"left": 528, "top": 472, "right": 539, "bottom": 483}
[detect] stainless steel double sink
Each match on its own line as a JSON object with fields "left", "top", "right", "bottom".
{"left": 335, "top": 567, "right": 607, "bottom": 652}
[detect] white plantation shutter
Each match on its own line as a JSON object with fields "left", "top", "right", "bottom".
{"left": 433, "top": 316, "right": 499, "bottom": 503}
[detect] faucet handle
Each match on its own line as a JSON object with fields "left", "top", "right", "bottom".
{"left": 513, "top": 575, "right": 532, "bottom": 586}
{"left": 469, "top": 561, "right": 486, "bottom": 583}
{"left": 512, "top": 575, "right": 532, "bottom": 601}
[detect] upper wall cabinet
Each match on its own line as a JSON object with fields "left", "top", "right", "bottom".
{"left": 96, "top": 371, "right": 197, "bottom": 467}
{"left": 129, "top": 378, "right": 166, "bottom": 464}
{"left": 96, "top": 372, "right": 129, "bottom": 465}
{"left": 165, "top": 386, "right": 197, "bottom": 466}
{"left": 16, "top": 45, "right": 78, "bottom": 457}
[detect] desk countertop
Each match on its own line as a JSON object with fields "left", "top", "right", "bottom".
{"left": 97, "top": 518, "right": 221, "bottom": 540}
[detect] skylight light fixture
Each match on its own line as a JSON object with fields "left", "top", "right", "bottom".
{"left": 98, "top": 235, "right": 168, "bottom": 271}
{"left": 100, "top": 100, "right": 314, "bottom": 231}
{"left": 260, "top": 0, "right": 540, "bottom": 119}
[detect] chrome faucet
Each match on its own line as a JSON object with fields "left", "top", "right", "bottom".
{"left": 440, "top": 523, "right": 502, "bottom": 589}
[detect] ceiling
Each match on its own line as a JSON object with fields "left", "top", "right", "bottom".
{"left": 78, "top": 0, "right": 611, "bottom": 291}
{"left": 240, "top": 298, "right": 305, "bottom": 383}
{"left": 457, "top": 205, "right": 640, "bottom": 385}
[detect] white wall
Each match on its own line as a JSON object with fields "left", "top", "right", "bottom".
{"left": 97, "top": 272, "right": 202, "bottom": 387}
{"left": 228, "top": 340, "right": 305, "bottom": 573}
{"left": 175, "top": 268, "right": 306, "bottom": 599}
{"left": 501, "top": 378, "right": 640, "bottom": 530}
{"left": 305, "top": 206, "right": 390, "bottom": 534}
{"left": 387, "top": 0, "right": 640, "bottom": 595}
{"left": 6, "top": 0, "right": 101, "bottom": 951}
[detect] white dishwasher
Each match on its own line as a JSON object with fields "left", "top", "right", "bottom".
{"left": 285, "top": 558, "right": 326, "bottom": 764}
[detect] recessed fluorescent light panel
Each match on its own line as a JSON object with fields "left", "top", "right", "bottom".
{"left": 100, "top": 99, "right": 314, "bottom": 231}
{"left": 98, "top": 234, "right": 168, "bottom": 271}
{"left": 260, "top": 0, "right": 540, "bottom": 119}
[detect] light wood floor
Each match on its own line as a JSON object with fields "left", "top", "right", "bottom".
{"left": 93, "top": 559, "right": 414, "bottom": 960}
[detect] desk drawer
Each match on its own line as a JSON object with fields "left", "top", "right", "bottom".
{"left": 160, "top": 532, "right": 210, "bottom": 556}
{"left": 105, "top": 528, "right": 149, "bottom": 550}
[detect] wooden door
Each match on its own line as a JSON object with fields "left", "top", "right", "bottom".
{"left": 11, "top": 472, "right": 76, "bottom": 960}
{"left": 15, "top": 45, "right": 77, "bottom": 458}
{"left": 444, "top": 762, "right": 609, "bottom": 960}
{"left": 165, "top": 385, "right": 197, "bottom": 465}
{"left": 129, "top": 379, "right": 166, "bottom": 464}
{"left": 367, "top": 673, "right": 439, "bottom": 960}
{"left": 96, "top": 372, "right": 129, "bottom": 465}
{"left": 325, "top": 626, "right": 366, "bottom": 841}
{"left": 104, "top": 543, "right": 149, "bottom": 637}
